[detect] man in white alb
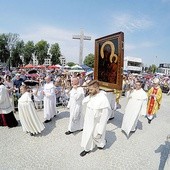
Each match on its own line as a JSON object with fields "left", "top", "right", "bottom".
{"left": 43, "top": 76, "right": 56, "bottom": 123}
{"left": 65, "top": 77, "right": 84, "bottom": 135}
{"left": 80, "top": 80, "right": 111, "bottom": 157}
{"left": 121, "top": 81, "right": 148, "bottom": 137}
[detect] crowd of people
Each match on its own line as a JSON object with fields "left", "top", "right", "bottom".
{"left": 0, "top": 67, "right": 167, "bottom": 157}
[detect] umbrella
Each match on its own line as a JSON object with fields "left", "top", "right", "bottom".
{"left": 55, "top": 64, "right": 61, "bottom": 68}
{"left": 71, "top": 64, "right": 82, "bottom": 70}
{"left": 35, "top": 65, "right": 46, "bottom": 69}
{"left": 80, "top": 64, "right": 92, "bottom": 72}
{"left": 26, "top": 73, "right": 39, "bottom": 78}
{"left": 28, "top": 69, "right": 37, "bottom": 74}
{"left": 64, "top": 65, "right": 71, "bottom": 69}
{"left": 24, "top": 80, "right": 39, "bottom": 86}
{"left": 85, "top": 70, "right": 93, "bottom": 76}
{"left": 69, "top": 70, "right": 85, "bottom": 73}
{"left": 48, "top": 65, "right": 59, "bottom": 69}
{"left": 24, "top": 64, "right": 34, "bottom": 68}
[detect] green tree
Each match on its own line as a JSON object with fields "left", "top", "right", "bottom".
{"left": 0, "top": 33, "right": 9, "bottom": 63}
{"left": 49, "top": 43, "right": 61, "bottom": 65}
{"left": 23, "top": 41, "right": 35, "bottom": 65}
{"left": 67, "top": 62, "right": 75, "bottom": 67}
{"left": 35, "top": 40, "right": 49, "bottom": 65}
{"left": 148, "top": 64, "right": 157, "bottom": 73}
{"left": 0, "top": 33, "right": 19, "bottom": 69}
{"left": 11, "top": 40, "right": 24, "bottom": 67}
{"left": 84, "top": 53, "right": 94, "bottom": 68}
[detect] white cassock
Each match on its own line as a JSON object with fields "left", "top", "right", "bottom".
{"left": 43, "top": 81, "right": 56, "bottom": 120}
{"left": 81, "top": 91, "right": 111, "bottom": 151}
{"left": 102, "top": 91, "right": 115, "bottom": 119}
{"left": 67, "top": 87, "right": 84, "bottom": 132}
{"left": 18, "top": 92, "right": 45, "bottom": 134}
{"left": 121, "top": 88, "right": 148, "bottom": 137}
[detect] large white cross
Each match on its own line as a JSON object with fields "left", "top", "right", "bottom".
{"left": 73, "top": 30, "right": 91, "bottom": 65}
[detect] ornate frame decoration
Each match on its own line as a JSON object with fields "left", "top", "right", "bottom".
{"left": 94, "top": 32, "right": 124, "bottom": 90}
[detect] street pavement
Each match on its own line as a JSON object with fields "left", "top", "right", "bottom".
{"left": 0, "top": 93, "right": 170, "bottom": 170}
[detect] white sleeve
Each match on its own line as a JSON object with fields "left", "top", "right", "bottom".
{"left": 0, "top": 87, "right": 5, "bottom": 104}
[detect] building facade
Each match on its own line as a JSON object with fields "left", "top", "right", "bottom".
{"left": 32, "top": 54, "right": 66, "bottom": 66}
{"left": 124, "top": 56, "right": 143, "bottom": 74}
{"left": 32, "top": 54, "right": 38, "bottom": 66}
{"left": 157, "top": 63, "right": 170, "bottom": 75}
{"left": 59, "top": 55, "right": 66, "bottom": 66}
{"left": 44, "top": 58, "right": 51, "bottom": 66}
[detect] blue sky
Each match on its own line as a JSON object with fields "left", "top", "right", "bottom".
{"left": 0, "top": 0, "right": 170, "bottom": 66}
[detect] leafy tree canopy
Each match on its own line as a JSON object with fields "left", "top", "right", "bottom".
{"left": 148, "top": 64, "right": 157, "bottom": 73}
{"left": 67, "top": 62, "right": 76, "bottom": 67}
{"left": 0, "top": 33, "right": 19, "bottom": 65}
{"left": 84, "top": 53, "right": 94, "bottom": 68}
{"left": 35, "top": 40, "right": 49, "bottom": 65}
{"left": 49, "top": 43, "right": 61, "bottom": 65}
{"left": 23, "top": 41, "right": 35, "bottom": 65}
{"left": 11, "top": 40, "right": 24, "bottom": 67}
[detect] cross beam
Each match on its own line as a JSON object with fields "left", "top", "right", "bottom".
{"left": 73, "top": 30, "right": 91, "bottom": 65}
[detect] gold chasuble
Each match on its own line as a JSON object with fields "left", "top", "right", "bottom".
{"left": 147, "top": 87, "right": 162, "bottom": 115}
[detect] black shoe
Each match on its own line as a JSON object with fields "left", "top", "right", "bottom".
{"left": 148, "top": 119, "right": 151, "bottom": 124}
{"left": 146, "top": 116, "right": 152, "bottom": 124}
{"left": 131, "top": 130, "right": 136, "bottom": 133}
{"left": 65, "top": 131, "right": 73, "bottom": 135}
{"left": 44, "top": 119, "right": 51, "bottom": 123}
{"left": 30, "top": 133, "right": 34, "bottom": 136}
{"left": 108, "top": 117, "right": 114, "bottom": 121}
{"left": 80, "top": 150, "right": 90, "bottom": 157}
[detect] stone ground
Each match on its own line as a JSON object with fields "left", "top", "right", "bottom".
{"left": 0, "top": 93, "right": 170, "bottom": 170}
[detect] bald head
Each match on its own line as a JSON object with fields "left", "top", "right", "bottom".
{"left": 71, "top": 77, "right": 79, "bottom": 86}
{"left": 45, "top": 76, "right": 51, "bottom": 83}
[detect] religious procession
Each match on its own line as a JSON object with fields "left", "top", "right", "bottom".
{"left": 0, "top": 61, "right": 166, "bottom": 156}
{"left": 1, "top": 30, "right": 170, "bottom": 170}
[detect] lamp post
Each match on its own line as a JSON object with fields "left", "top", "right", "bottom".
{"left": 5, "top": 42, "right": 13, "bottom": 71}
{"left": 8, "top": 50, "right": 11, "bottom": 71}
{"left": 5, "top": 45, "right": 12, "bottom": 71}
{"left": 20, "top": 55, "right": 24, "bottom": 67}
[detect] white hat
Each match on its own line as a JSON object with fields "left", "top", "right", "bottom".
{"left": 16, "top": 73, "right": 20, "bottom": 76}
{"left": 153, "top": 78, "right": 159, "bottom": 84}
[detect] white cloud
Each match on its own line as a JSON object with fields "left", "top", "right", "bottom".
{"left": 125, "top": 41, "right": 158, "bottom": 58}
{"left": 20, "top": 24, "right": 157, "bottom": 64}
{"left": 20, "top": 25, "right": 95, "bottom": 64}
{"left": 111, "top": 13, "right": 153, "bottom": 33}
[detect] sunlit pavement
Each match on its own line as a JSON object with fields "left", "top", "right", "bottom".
{"left": 1, "top": 93, "right": 170, "bottom": 170}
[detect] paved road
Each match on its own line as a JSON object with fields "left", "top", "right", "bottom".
{"left": 1, "top": 93, "right": 170, "bottom": 170}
